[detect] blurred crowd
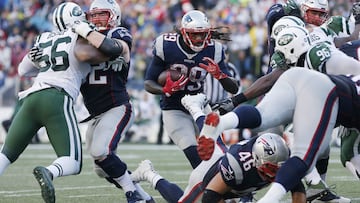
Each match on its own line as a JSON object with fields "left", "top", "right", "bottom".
{"left": 0, "top": 0, "right": 356, "bottom": 142}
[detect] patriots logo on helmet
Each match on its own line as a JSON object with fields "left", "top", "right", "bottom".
{"left": 259, "top": 137, "right": 275, "bottom": 156}
{"left": 220, "top": 164, "right": 235, "bottom": 181}
{"left": 183, "top": 15, "right": 193, "bottom": 24}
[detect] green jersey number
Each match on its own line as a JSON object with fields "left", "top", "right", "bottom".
{"left": 306, "top": 42, "right": 331, "bottom": 73}
{"left": 37, "top": 36, "right": 71, "bottom": 72}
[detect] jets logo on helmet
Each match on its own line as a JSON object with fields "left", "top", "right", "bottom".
{"left": 52, "top": 2, "right": 85, "bottom": 32}
{"left": 277, "top": 34, "right": 294, "bottom": 46}
{"left": 271, "top": 16, "right": 305, "bottom": 40}
{"left": 275, "top": 26, "right": 310, "bottom": 65}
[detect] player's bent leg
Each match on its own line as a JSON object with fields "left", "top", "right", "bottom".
{"left": 131, "top": 160, "right": 182, "bottom": 203}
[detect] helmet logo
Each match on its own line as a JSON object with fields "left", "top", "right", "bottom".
{"left": 72, "top": 6, "right": 83, "bottom": 17}
{"left": 277, "top": 34, "right": 294, "bottom": 46}
{"left": 274, "top": 25, "right": 286, "bottom": 37}
{"left": 183, "top": 15, "right": 193, "bottom": 25}
{"left": 260, "top": 138, "right": 275, "bottom": 156}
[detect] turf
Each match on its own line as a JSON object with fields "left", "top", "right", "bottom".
{"left": 0, "top": 144, "right": 359, "bottom": 203}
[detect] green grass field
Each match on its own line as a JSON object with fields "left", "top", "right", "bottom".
{"left": 0, "top": 143, "right": 359, "bottom": 203}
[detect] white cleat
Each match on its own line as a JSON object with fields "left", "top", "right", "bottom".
{"left": 131, "top": 160, "right": 162, "bottom": 188}
{"left": 181, "top": 93, "right": 208, "bottom": 120}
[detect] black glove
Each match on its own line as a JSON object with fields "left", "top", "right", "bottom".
{"left": 212, "top": 98, "right": 234, "bottom": 115}
{"left": 28, "top": 46, "right": 43, "bottom": 63}
{"left": 352, "top": 2, "right": 360, "bottom": 25}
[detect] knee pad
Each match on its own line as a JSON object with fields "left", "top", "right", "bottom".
{"left": 93, "top": 163, "right": 109, "bottom": 178}
{"left": 95, "top": 153, "right": 127, "bottom": 178}
{"left": 202, "top": 189, "right": 222, "bottom": 203}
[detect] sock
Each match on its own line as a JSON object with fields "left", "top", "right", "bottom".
{"left": 113, "top": 171, "right": 136, "bottom": 192}
{"left": 219, "top": 112, "right": 239, "bottom": 132}
{"left": 304, "top": 168, "right": 322, "bottom": 185}
{"left": 0, "top": 153, "right": 10, "bottom": 175}
{"left": 134, "top": 182, "right": 152, "bottom": 200}
{"left": 195, "top": 115, "right": 205, "bottom": 131}
{"left": 258, "top": 182, "right": 286, "bottom": 202}
{"left": 183, "top": 146, "right": 202, "bottom": 169}
{"left": 155, "top": 179, "right": 183, "bottom": 203}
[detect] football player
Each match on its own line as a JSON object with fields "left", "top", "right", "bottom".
{"left": 131, "top": 133, "right": 306, "bottom": 203}
{"left": 0, "top": 2, "right": 121, "bottom": 203}
{"left": 211, "top": 1, "right": 360, "bottom": 202}
{"left": 198, "top": 66, "right": 360, "bottom": 203}
{"left": 144, "top": 10, "right": 239, "bottom": 169}
{"left": 75, "top": 0, "right": 154, "bottom": 202}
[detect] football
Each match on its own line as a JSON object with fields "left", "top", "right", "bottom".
{"left": 157, "top": 69, "right": 183, "bottom": 86}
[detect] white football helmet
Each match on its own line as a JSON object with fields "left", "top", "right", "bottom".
{"left": 275, "top": 26, "right": 310, "bottom": 65}
{"left": 87, "top": 0, "right": 121, "bottom": 30}
{"left": 252, "top": 133, "right": 289, "bottom": 182}
{"left": 52, "top": 2, "right": 85, "bottom": 31}
{"left": 271, "top": 16, "right": 305, "bottom": 40}
{"left": 180, "top": 10, "right": 211, "bottom": 52}
{"left": 301, "top": 0, "right": 329, "bottom": 26}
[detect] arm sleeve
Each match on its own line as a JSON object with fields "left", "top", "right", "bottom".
{"left": 18, "top": 54, "right": 39, "bottom": 77}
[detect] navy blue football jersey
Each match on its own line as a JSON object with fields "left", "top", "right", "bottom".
{"left": 328, "top": 74, "right": 360, "bottom": 130}
{"left": 80, "top": 27, "right": 132, "bottom": 117}
{"left": 217, "top": 137, "right": 269, "bottom": 196}
{"left": 199, "top": 136, "right": 269, "bottom": 198}
{"left": 145, "top": 32, "right": 231, "bottom": 112}
{"left": 339, "top": 39, "right": 360, "bottom": 60}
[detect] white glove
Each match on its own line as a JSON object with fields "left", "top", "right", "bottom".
{"left": 72, "top": 20, "right": 94, "bottom": 38}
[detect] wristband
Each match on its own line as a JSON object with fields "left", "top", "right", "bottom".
{"left": 231, "top": 92, "right": 247, "bottom": 106}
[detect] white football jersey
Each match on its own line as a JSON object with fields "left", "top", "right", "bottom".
{"left": 19, "top": 29, "right": 91, "bottom": 100}
{"left": 308, "top": 25, "right": 336, "bottom": 46}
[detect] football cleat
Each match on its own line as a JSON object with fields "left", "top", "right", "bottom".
{"left": 131, "top": 160, "right": 162, "bottom": 188}
{"left": 197, "top": 112, "right": 220, "bottom": 160}
{"left": 306, "top": 180, "right": 351, "bottom": 203}
{"left": 125, "top": 190, "right": 143, "bottom": 203}
{"left": 181, "top": 93, "right": 209, "bottom": 121}
{"left": 33, "top": 166, "right": 55, "bottom": 203}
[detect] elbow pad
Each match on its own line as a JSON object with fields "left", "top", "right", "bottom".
{"left": 98, "top": 38, "right": 124, "bottom": 60}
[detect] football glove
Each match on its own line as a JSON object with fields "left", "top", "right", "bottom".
{"left": 352, "top": 2, "right": 360, "bottom": 25}
{"left": 199, "top": 57, "right": 228, "bottom": 80}
{"left": 283, "top": 0, "right": 302, "bottom": 19}
{"left": 72, "top": 20, "right": 96, "bottom": 38}
{"left": 270, "top": 51, "right": 288, "bottom": 70}
{"left": 211, "top": 98, "right": 234, "bottom": 115}
{"left": 197, "top": 136, "right": 215, "bottom": 161}
{"left": 28, "top": 46, "right": 43, "bottom": 68}
{"left": 162, "top": 71, "right": 189, "bottom": 97}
